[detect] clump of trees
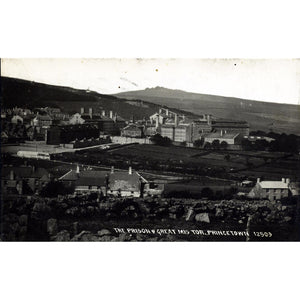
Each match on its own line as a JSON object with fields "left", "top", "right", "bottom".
{"left": 40, "top": 181, "right": 74, "bottom": 197}
{"left": 242, "top": 132, "right": 300, "bottom": 153}
{"left": 150, "top": 134, "right": 172, "bottom": 147}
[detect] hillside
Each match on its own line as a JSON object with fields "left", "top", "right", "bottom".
{"left": 0, "top": 77, "right": 167, "bottom": 120}
{"left": 115, "top": 87, "right": 300, "bottom": 134}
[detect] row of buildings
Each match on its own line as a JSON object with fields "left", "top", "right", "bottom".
{"left": 59, "top": 165, "right": 164, "bottom": 198}
{"left": 120, "top": 108, "right": 249, "bottom": 146}
{"left": 2, "top": 105, "right": 250, "bottom": 147}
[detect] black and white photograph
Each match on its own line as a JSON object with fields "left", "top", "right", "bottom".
{"left": 1, "top": 58, "right": 299, "bottom": 242}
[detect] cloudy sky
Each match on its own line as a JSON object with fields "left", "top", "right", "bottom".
{"left": 1, "top": 58, "right": 300, "bottom": 105}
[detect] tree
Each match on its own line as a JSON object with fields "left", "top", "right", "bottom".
{"left": 241, "top": 139, "right": 252, "bottom": 151}
{"left": 212, "top": 139, "right": 220, "bottom": 150}
{"left": 220, "top": 141, "right": 228, "bottom": 150}
{"left": 150, "top": 134, "right": 172, "bottom": 146}
{"left": 204, "top": 142, "right": 211, "bottom": 150}
{"left": 201, "top": 187, "right": 214, "bottom": 199}
{"left": 193, "top": 138, "right": 204, "bottom": 148}
{"left": 40, "top": 181, "right": 74, "bottom": 197}
{"left": 224, "top": 154, "right": 231, "bottom": 161}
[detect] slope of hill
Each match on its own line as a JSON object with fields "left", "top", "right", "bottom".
{"left": 1, "top": 77, "right": 163, "bottom": 120}
{"left": 114, "top": 87, "right": 300, "bottom": 134}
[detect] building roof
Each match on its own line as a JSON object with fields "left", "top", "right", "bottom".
{"left": 205, "top": 132, "right": 240, "bottom": 139}
{"left": 212, "top": 119, "right": 249, "bottom": 128}
{"left": 35, "top": 114, "right": 52, "bottom": 121}
{"left": 258, "top": 181, "right": 289, "bottom": 189}
{"left": 109, "top": 171, "right": 143, "bottom": 191}
{"left": 59, "top": 169, "right": 108, "bottom": 182}
{"left": 122, "top": 124, "right": 143, "bottom": 131}
{"left": 2, "top": 166, "right": 49, "bottom": 180}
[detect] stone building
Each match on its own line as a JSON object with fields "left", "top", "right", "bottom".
{"left": 248, "top": 178, "right": 291, "bottom": 200}
{"left": 1, "top": 165, "right": 50, "bottom": 195}
{"left": 121, "top": 124, "right": 143, "bottom": 138}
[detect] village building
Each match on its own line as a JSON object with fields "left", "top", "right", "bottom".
{"left": 1, "top": 165, "right": 50, "bottom": 195}
{"left": 32, "top": 113, "right": 53, "bottom": 127}
{"left": 59, "top": 166, "right": 107, "bottom": 195}
{"left": 59, "top": 166, "right": 157, "bottom": 198}
{"left": 108, "top": 167, "right": 148, "bottom": 198}
{"left": 11, "top": 115, "right": 24, "bottom": 124}
{"left": 121, "top": 124, "right": 144, "bottom": 138}
{"left": 46, "top": 123, "right": 100, "bottom": 145}
{"left": 69, "top": 113, "right": 85, "bottom": 125}
{"left": 248, "top": 178, "right": 291, "bottom": 200}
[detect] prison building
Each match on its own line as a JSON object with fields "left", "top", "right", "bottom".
{"left": 212, "top": 119, "right": 250, "bottom": 136}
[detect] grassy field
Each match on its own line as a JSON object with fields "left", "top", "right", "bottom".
{"left": 103, "top": 144, "right": 300, "bottom": 181}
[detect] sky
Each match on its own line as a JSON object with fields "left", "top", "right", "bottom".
{"left": 1, "top": 58, "right": 300, "bottom": 105}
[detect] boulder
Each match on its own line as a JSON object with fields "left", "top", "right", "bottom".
{"left": 215, "top": 208, "right": 224, "bottom": 217}
{"left": 185, "top": 208, "right": 195, "bottom": 221}
{"left": 195, "top": 213, "right": 210, "bottom": 223}
{"left": 18, "top": 214, "right": 28, "bottom": 226}
{"left": 98, "top": 229, "right": 111, "bottom": 237}
{"left": 284, "top": 216, "right": 292, "bottom": 222}
{"left": 52, "top": 230, "right": 71, "bottom": 241}
{"left": 71, "top": 230, "right": 91, "bottom": 241}
{"left": 47, "top": 218, "right": 58, "bottom": 236}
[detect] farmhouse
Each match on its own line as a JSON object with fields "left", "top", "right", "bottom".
{"left": 248, "top": 178, "right": 290, "bottom": 200}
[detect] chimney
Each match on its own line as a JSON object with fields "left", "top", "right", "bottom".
{"left": 76, "top": 165, "right": 80, "bottom": 175}
{"left": 10, "top": 170, "right": 14, "bottom": 180}
{"left": 155, "top": 116, "right": 159, "bottom": 129}
{"left": 174, "top": 114, "right": 179, "bottom": 127}
{"left": 166, "top": 109, "right": 169, "bottom": 116}
{"left": 257, "top": 178, "right": 261, "bottom": 183}
{"left": 102, "top": 110, "right": 106, "bottom": 116}
{"left": 129, "top": 166, "right": 132, "bottom": 175}
{"left": 286, "top": 178, "right": 290, "bottom": 184}
{"left": 89, "top": 107, "right": 93, "bottom": 118}
{"left": 207, "top": 114, "right": 211, "bottom": 125}
{"left": 80, "top": 107, "right": 84, "bottom": 114}
{"left": 282, "top": 178, "right": 285, "bottom": 183}
{"left": 111, "top": 166, "right": 114, "bottom": 174}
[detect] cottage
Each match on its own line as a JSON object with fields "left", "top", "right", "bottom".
{"left": 248, "top": 178, "right": 290, "bottom": 200}
{"left": 59, "top": 165, "right": 107, "bottom": 195}
{"left": 59, "top": 165, "right": 149, "bottom": 198}
{"left": 108, "top": 167, "right": 148, "bottom": 198}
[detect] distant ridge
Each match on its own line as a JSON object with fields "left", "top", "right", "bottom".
{"left": 0, "top": 77, "right": 196, "bottom": 120}
{"left": 114, "top": 87, "right": 300, "bottom": 135}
